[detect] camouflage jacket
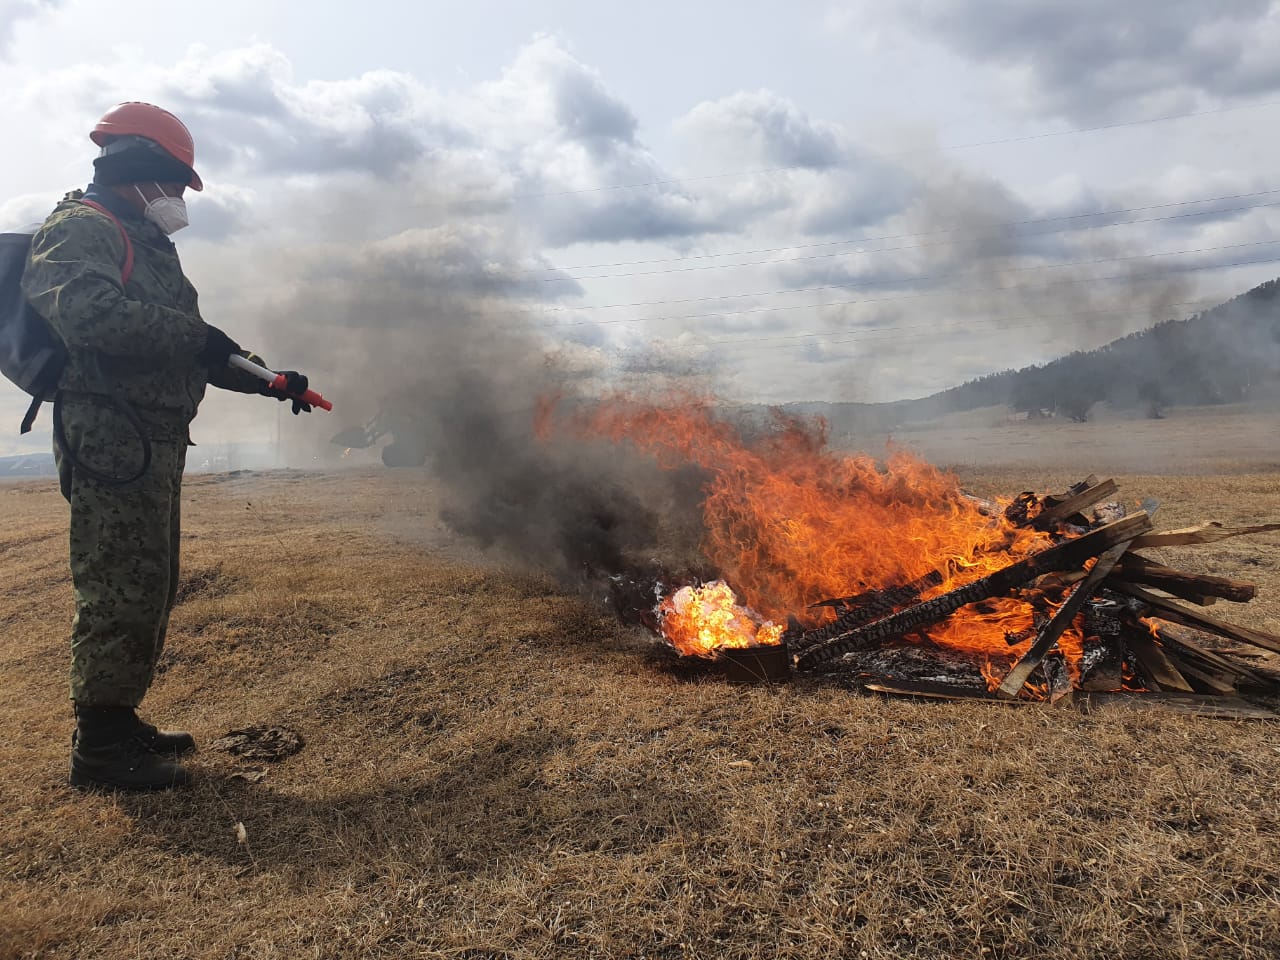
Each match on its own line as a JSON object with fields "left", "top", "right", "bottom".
{"left": 22, "top": 188, "right": 263, "bottom": 442}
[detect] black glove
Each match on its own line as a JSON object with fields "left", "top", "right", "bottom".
{"left": 199, "top": 326, "right": 242, "bottom": 368}
{"left": 260, "top": 370, "right": 312, "bottom": 414}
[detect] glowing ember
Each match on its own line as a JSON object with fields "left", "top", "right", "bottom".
{"left": 659, "top": 581, "right": 785, "bottom": 658}
{"left": 561, "top": 395, "right": 1088, "bottom": 674}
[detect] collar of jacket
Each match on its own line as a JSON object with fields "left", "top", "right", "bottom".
{"left": 82, "top": 183, "right": 145, "bottom": 222}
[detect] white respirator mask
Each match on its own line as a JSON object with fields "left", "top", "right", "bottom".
{"left": 136, "top": 183, "right": 189, "bottom": 235}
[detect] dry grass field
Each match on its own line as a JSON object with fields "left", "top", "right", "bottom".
{"left": 3, "top": 435, "right": 1280, "bottom": 958}
{"left": 848, "top": 403, "right": 1280, "bottom": 476}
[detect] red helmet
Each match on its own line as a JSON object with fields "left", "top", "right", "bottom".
{"left": 90, "top": 102, "right": 203, "bottom": 191}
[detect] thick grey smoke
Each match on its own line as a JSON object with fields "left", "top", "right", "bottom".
{"left": 243, "top": 204, "right": 707, "bottom": 587}
{"left": 758, "top": 152, "right": 1208, "bottom": 410}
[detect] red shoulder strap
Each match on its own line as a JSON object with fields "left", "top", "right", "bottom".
{"left": 76, "top": 198, "right": 135, "bottom": 285}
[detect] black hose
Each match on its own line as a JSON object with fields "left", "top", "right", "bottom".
{"left": 52, "top": 391, "right": 152, "bottom": 485}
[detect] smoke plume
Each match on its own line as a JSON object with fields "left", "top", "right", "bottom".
{"left": 239, "top": 200, "right": 707, "bottom": 589}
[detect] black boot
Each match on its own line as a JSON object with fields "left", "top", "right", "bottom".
{"left": 134, "top": 717, "right": 197, "bottom": 757}
{"left": 70, "top": 705, "right": 191, "bottom": 791}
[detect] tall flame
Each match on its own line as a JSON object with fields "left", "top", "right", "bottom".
{"left": 570, "top": 395, "right": 1079, "bottom": 664}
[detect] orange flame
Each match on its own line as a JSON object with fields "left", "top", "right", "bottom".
{"left": 563, "top": 395, "right": 1086, "bottom": 669}
{"left": 660, "top": 581, "right": 785, "bottom": 658}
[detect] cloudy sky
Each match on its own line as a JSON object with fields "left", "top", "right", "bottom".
{"left": 3, "top": 0, "right": 1280, "bottom": 456}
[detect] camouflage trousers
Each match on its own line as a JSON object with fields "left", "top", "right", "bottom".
{"left": 55, "top": 401, "right": 186, "bottom": 707}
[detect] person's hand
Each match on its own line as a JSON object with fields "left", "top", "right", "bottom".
{"left": 261, "top": 371, "right": 312, "bottom": 414}
{"left": 199, "top": 326, "right": 241, "bottom": 367}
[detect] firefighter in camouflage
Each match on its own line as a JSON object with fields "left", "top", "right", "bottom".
{"left": 21, "top": 102, "right": 312, "bottom": 791}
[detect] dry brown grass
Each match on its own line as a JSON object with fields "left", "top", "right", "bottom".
{"left": 3, "top": 464, "right": 1280, "bottom": 959}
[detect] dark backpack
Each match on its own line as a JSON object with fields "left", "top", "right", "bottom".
{"left": 0, "top": 199, "right": 133, "bottom": 433}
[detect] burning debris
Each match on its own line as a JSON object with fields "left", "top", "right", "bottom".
{"left": 546, "top": 397, "right": 1280, "bottom": 711}
{"left": 658, "top": 581, "right": 784, "bottom": 658}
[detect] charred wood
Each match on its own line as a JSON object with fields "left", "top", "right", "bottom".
{"left": 792, "top": 571, "right": 945, "bottom": 652}
{"left": 1043, "top": 654, "right": 1074, "bottom": 704}
{"left": 1111, "top": 582, "right": 1280, "bottom": 655}
{"left": 1091, "top": 501, "right": 1128, "bottom": 525}
{"left": 808, "top": 570, "right": 945, "bottom": 613}
{"left": 1108, "top": 555, "right": 1257, "bottom": 603}
{"left": 1033, "top": 478, "right": 1120, "bottom": 531}
{"left": 1004, "top": 491, "right": 1042, "bottom": 528}
{"left": 797, "top": 512, "right": 1152, "bottom": 671}
{"left": 1123, "top": 630, "right": 1194, "bottom": 693}
{"left": 996, "top": 537, "right": 1135, "bottom": 699}
{"left": 1077, "top": 633, "right": 1125, "bottom": 692}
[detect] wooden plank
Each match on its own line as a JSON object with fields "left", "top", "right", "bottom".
{"left": 996, "top": 538, "right": 1133, "bottom": 699}
{"left": 1109, "top": 554, "right": 1256, "bottom": 602}
{"left": 1124, "top": 631, "right": 1194, "bottom": 693}
{"left": 808, "top": 570, "right": 945, "bottom": 611}
{"left": 1110, "top": 581, "right": 1280, "bottom": 655}
{"left": 792, "top": 571, "right": 946, "bottom": 653}
{"left": 1163, "top": 655, "right": 1238, "bottom": 696}
{"left": 1143, "top": 619, "right": 1270, "bottom": 684}
{"left": 1113, "top": 583, "right": 1220, "bottom": 606}
{"left": 1034, "top": 478, "right": 1119, "bottom": 529}
{"left": 796, "top": 512, "right": 1154, "bottom": 670}
{"left": 1043, "top": 475, "right": 1098, "bottom": 506}
{"left": 1129, "top": 521, "right": 1280, "bottom": 549}
{"left": 862, "top": 681, "right": 1023, "bottom": 703}
{"left": 1080, "top": 691, "right": 1279, "bottom": 720}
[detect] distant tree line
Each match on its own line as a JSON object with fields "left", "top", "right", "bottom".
{"left": 937, "top": 278, "right": 1280, "bottom": 421}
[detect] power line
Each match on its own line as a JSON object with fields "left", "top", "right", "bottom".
{"left": 535, "top": 242, "right": 1280, "bottom": 329}
{"left": 525, "top": 186, "right": 1280, "bottom": 275}
{"left": 569, "top": 301, "right": 1224, "bottom": 380}
{"left": 533, "top": 197, "right": 1280, "bottom": 309}
{"left": 701, "top": 299, "right": 1221, "bottom": 350}
{"left": 573, "top": 298, "right": 1225, "bottom": 373}
{"left": 512, "top": 98, "right": 1280, "bottom": 200}
{"left": 534, "top": 194, "right": 1280, "bottom": 284}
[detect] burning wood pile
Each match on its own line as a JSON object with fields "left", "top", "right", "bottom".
{"left": 655, "top": 475, "right": 1280, "bottom": 712}
{"left": 560, "top": 399, "right": 1280, "bottom": 714}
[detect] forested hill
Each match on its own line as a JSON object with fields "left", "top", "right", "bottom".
{"left": 783, "top": 277, "right": 1280, "bottom": 428}
{"left": 944, "top": 277, "right": 1280, "bottom": 419}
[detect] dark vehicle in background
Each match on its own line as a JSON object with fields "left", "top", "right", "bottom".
{"left": 330, "top": 410, "right": 431, "bottom": 467}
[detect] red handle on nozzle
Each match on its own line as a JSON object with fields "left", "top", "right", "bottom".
{"left": 226, "top": 354, "right": 334, "bottom": 412}
{"left": 270, "top": 375, "right": 333, "bottom": 411}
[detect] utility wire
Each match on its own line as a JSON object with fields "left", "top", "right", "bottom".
{"left": 535, "top": 195, "right": 1280, "bottom": 283}
{"left": 731, "top": 310, "right": 1202, "bottom": 354}
{"left": 534, "top": 243, "right": 1280, "bottom": 330}
{"left": 701, "top": 299, "right": 1221, "bottom": 349}
{"left": 574, "top": 299, "right": 1227, "bottom": 369}
{"left": 525, "top": 186, "right": 1280, "bottom": 275}
{"left": 534, "top": 197, "right": 1280, "bottom": 310}
{"left": 513, "top": 98, "right": 1280, "bottom": 200}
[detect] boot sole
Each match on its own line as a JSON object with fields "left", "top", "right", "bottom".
{"left": 69, "top": 769, "right": 192, "bottom": 792}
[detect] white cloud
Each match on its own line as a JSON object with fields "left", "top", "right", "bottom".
{"left": 676, "top": 90, "right": 919, "bottom": 236}
{"left": 19, "top": 36, "right": 722, "bottom": 247}
{"left": 0, "top": 0, "right": 60, "bottom": 60}
{"left": 845, "top": 0, "right": 1280, "bottom": 122}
